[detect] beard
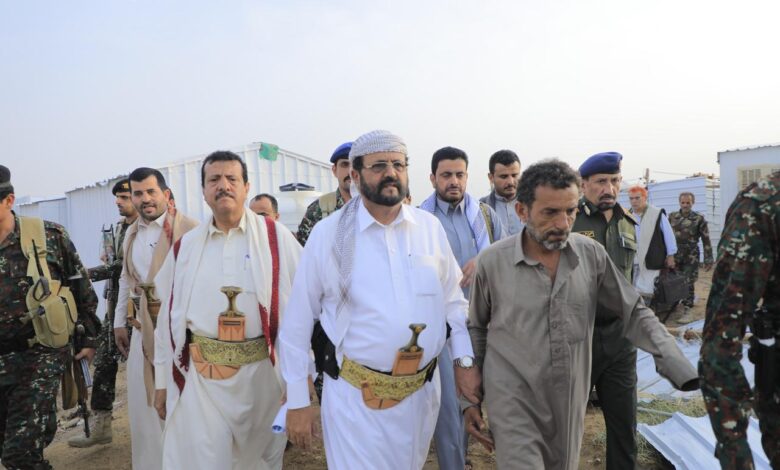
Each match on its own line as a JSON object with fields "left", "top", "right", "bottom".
{"left": 526, "top": 218, "right": 570, "bottom": 251}
{"left": 596, "top": 196, "right": 616, "bottom": 211}
{"left": 360, "top": 175, "right": 406, "bottom": 207}
{"left": 495, "top": 184, "right": 517, "bottom": 199}
{"left": 437, "top": 186, "right": 464, "bottom": 204}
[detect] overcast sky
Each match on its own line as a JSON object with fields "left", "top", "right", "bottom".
{"left": 2, "top": 0, "right": 779, "bottom": 201}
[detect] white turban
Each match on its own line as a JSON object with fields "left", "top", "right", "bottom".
{"left": 348, "top": 130, "right": 407, "bottom": 163}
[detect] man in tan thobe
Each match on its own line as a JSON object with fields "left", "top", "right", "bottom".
{"left": 115, "top": 167, "right": 198, "bottom": 470}
{"left": 463, "top": 159, "right": 699, "bottom": 470}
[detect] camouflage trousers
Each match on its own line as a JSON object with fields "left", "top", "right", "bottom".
{"left": 90, "top": 314, "right": 123, "bottom": 411}
{"left": 714, "top": 388, "right": 780, "bottom": 469}
{"left": 0, "top": 346, "right": 67, "bottom": 470}
{"left": 677, "top": 260, "right": 699, "bottom": 307}
{"left": 756, "top": 388, "right": 780, "bottom": 468}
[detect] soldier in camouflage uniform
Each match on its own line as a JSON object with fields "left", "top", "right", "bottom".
{"left": 699, "top": 170, "right": 780, "bottom": 469}
{"left": 0, "top": 165, "right": 100, "bottom": 470}
{"left": 668, "top": 191, "right": 714, "bottom": 321}
{"left": 296, "top": 142, "right": 353, "bottom": 246}
{"left": 68, "top": 179, "right": 137, "bottom": 448}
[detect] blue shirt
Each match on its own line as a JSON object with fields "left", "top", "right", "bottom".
{"left": 432, "top": 195, "right": 504, "bottom": 298}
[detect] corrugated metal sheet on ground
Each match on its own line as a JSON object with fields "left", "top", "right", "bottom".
{"left": 638, "top": 414, "right": 770, "bottom": 469}
{"left": 637, "top": 320, "right": 755, "bottom": 401}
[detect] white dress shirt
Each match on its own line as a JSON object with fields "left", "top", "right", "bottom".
{"left": 280, "top": 201, "right": 474, "bottom": 409}
{"left": 188, "top": 214, "right": 263, "bottom": 339}
{"left": 115, "top": 212, "right": 166, "bottom": 329}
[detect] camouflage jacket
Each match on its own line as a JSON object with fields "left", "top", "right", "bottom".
{"left": 87, "top": 218, "right": 132, "bottom": 321}
{"left": 699, "top": 171, "right": 780, "bottom": 467}
{"left": 296, "top": 190, "right": 345, "bottom": 246}
{"left": 668, "top": 209, "right": 713, "bottom": 263}
{"left": 0, "top": 213, "right": 100, "bottom": 346}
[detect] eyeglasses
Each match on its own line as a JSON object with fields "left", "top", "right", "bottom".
{"left": 363, "top": 160, "right": 409, "bottom": 174}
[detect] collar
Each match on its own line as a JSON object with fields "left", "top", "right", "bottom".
{"left": 436, "top": 195, "right": 465, "bottom": 215}
{"left": 513, "top": 228, "right": 578, "bottom": 267}
{"left": 138, "top": 211, "right": 167, "bottom": 229}
{"left": 208, "top": 211, "right": 247, "bottom": 236}
{"left": 493, "top": 191, "right": 513, "bottom": 203}
{"left": 357, "top": 200, "right": 416, "bottom": 232}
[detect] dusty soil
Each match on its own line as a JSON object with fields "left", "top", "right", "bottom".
{"left": 40, "top": 269, "right": 713, "bottom": 469}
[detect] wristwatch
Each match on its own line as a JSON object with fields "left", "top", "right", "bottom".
{"left": 455, "top": 355, "right": 475, "bottom": 369}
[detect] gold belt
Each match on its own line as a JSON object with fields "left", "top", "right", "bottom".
{"left": 339, "top": 356, "right": 436, "bottom": 402}
{"left": 190, "top": 334, "right": 268, "bottom": 366}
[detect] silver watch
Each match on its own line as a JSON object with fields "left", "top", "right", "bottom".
{"left": 455, "top": 355, "right": 475, "bottom": 369}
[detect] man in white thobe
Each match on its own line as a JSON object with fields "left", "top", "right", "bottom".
{"left": 115, "top": 167, "right": 198, "bottom": 470}
{"left": 153, "top": 151, "right": 301, "bottom": 470}
{"left": 280, "top": 130, "right": 481, "bottom": 469}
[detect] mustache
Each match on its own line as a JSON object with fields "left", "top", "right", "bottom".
{"left": 379, "top": 177, "right": 401, "bottom": 190}
{"left": 343, "top": 176, "right": 351, "bottom": 183}
{"left": 216, "top": 190, "right": 234, "bottom": 200}
{"left": 599, "top": 195, "right": 615, "bottom": 201}
{"left": 546, "top": 229, "right": 568, "bottom": 238}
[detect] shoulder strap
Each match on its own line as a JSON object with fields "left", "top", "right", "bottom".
{"left": 319, "top": 191, "right": 338, "bottom": 216}
{"left": 260, "top": 216, "right": 281, "bottom": 365}
{"left": 479, "top": 203, "right": 495, "bottom": 244}
{"left": 19, "top": 216, "right": 52, "bottom": 281}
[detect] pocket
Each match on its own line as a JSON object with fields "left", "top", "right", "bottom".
{"left": 619, "top": 231, "right": 637, "bottom": 252}
{"left": 410, "top": 255, "right": 441, "bottom": 296}
{"left": 564, "top": 302, "right": 588, "bottom": 344}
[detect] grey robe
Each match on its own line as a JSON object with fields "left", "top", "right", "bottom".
{"left": 469, "top": 232, "right": 697, "bottom": 470}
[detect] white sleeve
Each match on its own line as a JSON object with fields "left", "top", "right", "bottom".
{"left": 278, "top": 230, "right": 324, "bottom": 410}
{"left": 114, "top": 263, "right": 129, "bottom": 329}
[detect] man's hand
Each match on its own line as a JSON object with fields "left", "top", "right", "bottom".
{"left": 464, "top": 406, "right": 494, "bottom": 452}
{"left": 74, "top": 347, "right": 96, "bottom": 364}
{"left": 460, "top": 259, "right": 477, "bottom": 288}
{"left": 454, "top": 364, "right": 482, "bottom": 404}
{"left": 665, "top": 255, "right": 676, "bottom": 270}
{"left": 287, "top": 406, "right": 318, "bottom": 450}
{"left": 154, "top": 389, "right": 167, "bottom": 420}
{"left": 703, "top": 262, "right": 713, "bottom": 272}
{"left": 115, "top": 327, "right": 130, "bottom": 359}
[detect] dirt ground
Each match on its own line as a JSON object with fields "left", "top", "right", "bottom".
{"left": 40, "top": 269, "right": 712, "bottom": 469}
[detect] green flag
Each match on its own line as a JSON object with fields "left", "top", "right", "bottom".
{"left": 258, "top": 142, "right": 279, "bottom": 162}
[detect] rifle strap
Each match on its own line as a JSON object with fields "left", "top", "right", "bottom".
{"left": 20, "top": 216, "right": 52, "bottom": 281}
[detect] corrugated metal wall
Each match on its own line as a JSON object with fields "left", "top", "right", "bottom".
{"left": 15, "top": 197, "right": 68, "bottom": 226}
{"left": 618, "top": 176, "right": 721, "bottom": 260}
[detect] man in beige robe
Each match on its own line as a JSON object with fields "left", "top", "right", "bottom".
{"left": 115, "top": 167, "right": 198, "bottom": 470}
{"left": 464, "top": 159, "right": 699, "bottom": 470}
{"left": 154, "top": 151, "right": 301, "bottom": 470}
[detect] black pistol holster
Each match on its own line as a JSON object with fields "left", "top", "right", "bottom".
{"left": 747, "top": 305, "right": 779, "bottom": 399}
{"left": 311, "top": 321, "right": 339, "bottom": 380}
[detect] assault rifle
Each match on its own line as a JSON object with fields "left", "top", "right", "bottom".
{"left": 71, "top": 324, "right": 93, "bottom": 437}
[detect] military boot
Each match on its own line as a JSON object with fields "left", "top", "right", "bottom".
{"left": 67, "top": 410, "right": 113, "bottom": 447}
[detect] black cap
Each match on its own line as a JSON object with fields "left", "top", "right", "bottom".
{"left": 112, "top": 178, "right": 131, "bottom": 195}
{"left": 0, "top": 165, "right": 13, "bottom": 193}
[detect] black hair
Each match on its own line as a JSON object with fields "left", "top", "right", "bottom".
{"left": 516, "top": 159, "right": 580, "bottom": 206}
{"left": 201, "top": 151, "right": 248, "bottom": 187}
{"left": 251, "top": 193, "right": 279, "bottom": 214}
{"left": 128, "top": 167, "right": 169, "bottom": 191}
{"left": 431, "top": 146, "right": 468, "bottom": 175}
{"left": 488, "top": 150, "right": 520, "bottom": 174}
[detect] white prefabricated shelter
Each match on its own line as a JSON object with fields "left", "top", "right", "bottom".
{"left": 618, "top": 175, "right": 721, "bottom": 260}
{"left": 717, "top": 143, "right": 780, "bottom": 225}
{"left": 15, "top": 196, "right": 68, "bottom": 226}
{"left": 17, "top": 143, "right": 334, "bottom": 317}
